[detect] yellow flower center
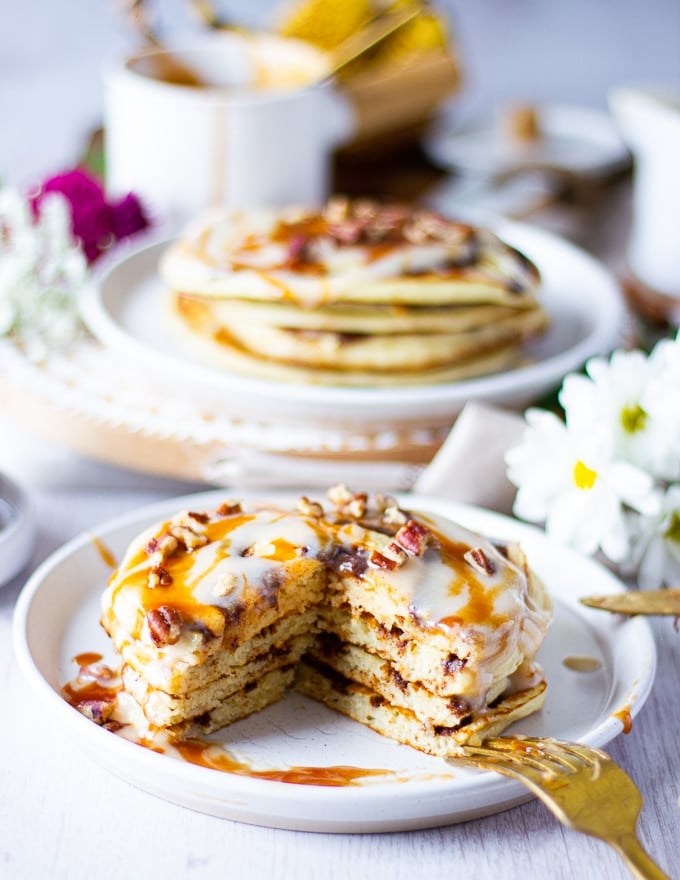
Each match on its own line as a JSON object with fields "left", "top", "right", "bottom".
{"left": 664, "top": 511, "right": 680, "bottom": 544}
{"left": 621, "top": 404, "right": 647, "bottom": 435}
{"left": 573, "top": 459, "right": 598, "bottom": 490}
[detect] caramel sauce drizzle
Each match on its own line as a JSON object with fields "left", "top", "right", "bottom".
{"left": 74, "top": 651, "right": 104, "bottom": 668}
{"left": 175, "top": 739, "right": 391, "bottom": 787}
{"left": 62, "top": 654, "right": 122, "bottom": 711}
{"left": 62, "top": 655, "right": 391, "bottom": 788}
{"left": 90, "top": 535, "right": 117, "bottom": 569}
{"left": 427, "top": 526, "right": 507, "bottom": 628}
{"left": 613, "top": 706, "right": 633, "bottom": 734}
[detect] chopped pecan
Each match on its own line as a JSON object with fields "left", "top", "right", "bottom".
{"left": 213, "top": 572, "right": 243, "bottom": 597}
{"left": 145, "top": 532, "right": 179, "bottom": 560}
{"left": 78, "top": 699, "right": 115, "bottom": 725}
{"left": 186, "top": 511, "right": 209, "bottom": 525}
{"left": 148, "top": 564, "right": 173, "bottom": 589}
{"left": 242, "top": 541, "right": 275, "bottom": 558}
{"left": 369, "top": 549, "right": 399, "bottom": 571}
{"left": 327, "top": 483, "right": 353, "bottom": 507}
{"left": 217, "top": 500, "right": 242, "bottom": 516}
{"left": 146, "top": 605, "right": 183, "bottom": 647}
{"left": 297, "top": 495, "right": 324, "bottom": 518}
{"left": 382, "top": 504, "right": 408, "bottom": 526}
{"left": 369, "top": 541, "right": 409, "bottom": 571}
{"left": 327, "top": 484, "right": 367, "bottom": 519}
{"left": 346, "top": 492, "right": 367, "bottom": 519}
{"left": 169, "top": 523, "right": 208, "bottom": 550}
{"left": 395, "top": 519, "right": 431, "bottom": 556}
{"left": 385, "top": 541, "right": 409, "bottom": 565}
{"left": 464, "top": 547, "right": 496, "bottom": 576}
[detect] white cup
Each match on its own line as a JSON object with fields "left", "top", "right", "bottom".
{"left": 103, "top": 32, "right": 355, "bottom": 223}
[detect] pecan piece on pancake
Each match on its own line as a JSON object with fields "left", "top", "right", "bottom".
{"left": 146, "top": 605, "right": 183, "bottom": 647}
{"left": 464, "top": 547, "right": 496, "bottom": 577}
{"left": 145, "top": 532, "right": 179, "bottom": 561}
{"left": 168, "top": 511, "right": 210, "bottom": 550}
{"left": 395, "top": 519, "right": 431, "bottom": 557}
{"left": 78, "top": 699, "right": 115, "bottom": 725}
{"left": 297, "top": 495, "right": 324, "bottom": 518}
{"left": 213, "top": 571, "right": 244, "bottom": 598}
{"left": 148, "top": 564, "right": 173, "bottom": 589}
{"left": 217, "top": 500, "right": 242, "bottom": 516}
{"left": 327, "top": 484, "right": 367, "bottom": 519}
{"left": 369, "top": 540, "right": 409, "bottom": 571}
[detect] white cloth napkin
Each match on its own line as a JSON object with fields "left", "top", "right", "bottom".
{"left": 414, "top": 402, "right": 525, "bottom": 514}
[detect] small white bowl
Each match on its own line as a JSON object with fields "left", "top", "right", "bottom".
{"left": 0, "top": 471, "right": 35, "bottom": 589}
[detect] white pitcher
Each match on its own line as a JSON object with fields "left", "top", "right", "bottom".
{"left": 609, "top": 86, "right": 680, "bottom": 299}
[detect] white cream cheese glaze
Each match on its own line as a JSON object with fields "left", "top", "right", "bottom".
{"left": 101, "top": 496, "right": 552, "bottom": 706}
{"left": 159, "top": 203, "right": 540, "bottom": 307}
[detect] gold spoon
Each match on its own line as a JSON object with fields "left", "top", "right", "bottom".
{"left": 580, "top": 589, "right": 680, "bottom": 616}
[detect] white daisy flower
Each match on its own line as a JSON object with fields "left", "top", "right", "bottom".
{"left": 626, "top": 484, "right": 680, "bottom": 589}
{"left": 559, "top": 347, "right": 680, "bottom": 482}
{"left": 506, "top": 408, "right": 658, "bottom": 563}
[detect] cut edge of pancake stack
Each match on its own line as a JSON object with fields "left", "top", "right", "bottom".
{"left": 99, "top": 486, "right": 553, "bottom": 758}
{"left": 159, "top": 198, "right": 550, "bottom": 388}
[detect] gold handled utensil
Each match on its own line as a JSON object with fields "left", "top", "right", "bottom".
{"left": 580, "top": 589, "right": 680, "bottom": 616}
{"left": 449, "top": 736, "right": 669, "bottom": 880}
{"left": 192, "top": 0, "right": 424, "bottom": 84}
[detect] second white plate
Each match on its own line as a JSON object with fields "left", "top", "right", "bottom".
{"left": 80, "top": 221, "right": 625, "bottom": 430}
{"left": 13, "top": 490, "right": 656, "bottom": 832}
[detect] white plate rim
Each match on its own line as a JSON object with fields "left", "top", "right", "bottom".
{"left": 12, "top": 489, "right": 656, "bottom": 832}
{"left": 79, "top": 221, "right": 626, "bottom": 424}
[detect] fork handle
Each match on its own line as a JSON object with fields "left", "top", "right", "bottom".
{"left": 613, "top": 833, "right": 670, "bottom": 880}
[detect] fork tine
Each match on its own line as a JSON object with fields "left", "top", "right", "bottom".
{"left": 542, "top": 740, "right": 610, "bottom": 766}
{"left": 505, "top": 735, "right": 608, "bottom": 761}
{"left": 456, "top": 744, "right": 552, "bottom": 776}
{"left": 484, "top": 737, "right": 584, "bottom": 774}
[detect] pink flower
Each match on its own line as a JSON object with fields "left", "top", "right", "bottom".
{"left": 32, "top": 168, "right": 149, "bottom": 264}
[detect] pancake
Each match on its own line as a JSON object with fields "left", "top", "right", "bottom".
{"left": 173, "top": 295, "right": 533, "bottom": 335}
{"left": 167, "top": 295, "right": 527, "bottom": 386}
{"left": 99, "top": 488, "right": 553, "bottom": 755}
{"left": 160, "top": 199, "right": 548, "bottom": 387}
{"left": 203, "top": 306, "right": 548, "bottom": 372}
{"left": 159, "top": 199, "right": 541, "bottom": 309}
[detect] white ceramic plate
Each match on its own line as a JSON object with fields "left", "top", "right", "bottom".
{"left": 80, "top": 222, "right": 625, "bottom": 430}
{"left": 13, "top": 490, "right": 655, "bottom": 832}
{"left": 425, "top": 104, "right": 631, "bottom": 179}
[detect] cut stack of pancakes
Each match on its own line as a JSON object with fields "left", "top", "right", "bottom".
{"left": 100, "top": 487, "right": 552, "bottom": 756}
{"left": 159, "top": 199, "right": 549, "bottom": 387}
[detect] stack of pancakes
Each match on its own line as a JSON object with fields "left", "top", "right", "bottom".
{"left": 159, "top": 199, "right": 549, "bottom": 387}
{"left": 100, "top": 488, "right": 552, "bottom": 756}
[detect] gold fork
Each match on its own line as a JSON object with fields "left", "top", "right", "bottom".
{"left": 448, "top": 736, "right": 669, "bottom": 880}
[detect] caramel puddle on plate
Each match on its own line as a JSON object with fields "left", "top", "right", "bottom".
{"left": 174, "top": 739, "right": 393, "bottom": 786}
{"left": 62, "top": 654, "right": 443, "bottom": 787}
{"left": 562, "top": 655, "right": 603, "bottom": 673}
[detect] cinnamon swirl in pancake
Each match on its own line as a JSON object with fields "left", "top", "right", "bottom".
{"left": 100, "top": 488, "right": 552, "bottom": 756}
{"left": 160, "top": 199, "right": 549, "bottom": 387}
